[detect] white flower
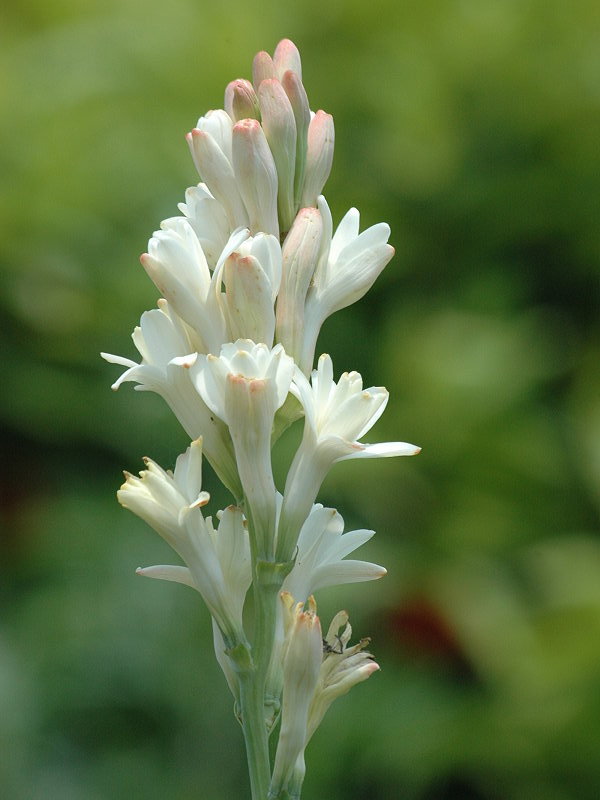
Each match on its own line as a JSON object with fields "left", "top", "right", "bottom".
{"left": 192, "top": 341, "right": 294, "bottom": 556}
{"left": 276, "top": 354, "right": 420, "bottom": 561}
{"left": 252, "top": 40, "right": 311, "bottom": 215}
{"left": 266, "top": 502, "right": 384, "bottom": 710}
{"left": 140, "top": 216, "right": 228, "bottom": 354}
{"left": 258, "top": 78, "right": 297, "bottom": 233}
{"left": 231, "top": 118, "right": 280, "bottom": 238}
{"left": 188, "top": 111, "right": 281, "bottom": 238}
{"left": 101, "top": 301, "right": 241, "bottom": 498}
{"left": 299, "top": 196, "right": 395, "bottom": 372}
{"left": 118, "top": 440, "right": 251, "bottom": 643}
{"left": 272, "top": 38, "right": 303, "bottom": 80}
{"left": 283, "top": 504, "right": 386, "bottom": 603}
{"left": 224, "top": 79, "right": 260, "bottom": 122}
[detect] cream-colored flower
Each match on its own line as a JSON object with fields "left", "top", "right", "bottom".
{"left": 101, "top": 301, "right": 240, "bottom": 498}
{"left": 119, "top": 440, "right": 250, "bottom": 644}
{"left": 270, "top": 595, "right": 379, "bottom": 799}
{"left": 277, "top": 354, "right": 420, "bottom": 560}
{"left": 299, "top": 195, "right": 395, "bottom": 372}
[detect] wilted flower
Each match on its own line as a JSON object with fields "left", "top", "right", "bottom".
{"left": 269, "top": 594, "right": 379, "bottom": 799}
{"left": 269, "top": 594, "right": 322, "bottom": 800}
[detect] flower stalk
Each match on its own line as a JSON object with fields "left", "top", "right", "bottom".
{"left": 104, "top": 38, "right": 420, "bottom": 799}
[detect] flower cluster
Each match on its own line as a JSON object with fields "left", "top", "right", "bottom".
{"left": 104, "top": 39, "right": 419, "bottom": 800}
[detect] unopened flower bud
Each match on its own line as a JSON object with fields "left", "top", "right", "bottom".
{"left": 281, "top": 70, "right": 311, "bottom": 208}
{"left": 252, "top": 50, "right": 276, "bottom": 88}
{"left": 273, "top": 38, "right": 302, "bottom": 80}
{"left": 224, "top": 79, "right": 260, "bottom": 122}
{"left": 258, "top": 79, "right": 297, "bottom": 233}
{"left": 232, "top": 119, "right": 279, "bottom": 237}
{"left": 276, "top": 207, "right": 323, "bottom": 363}
{"left": 195, "top": 109, "right": 234, "bottom": 159}
{"left": 300, "top": 111, "right": 335, "bottom": 208}
{"left": 224, "top": 251, "right": 276, "bottom": 345}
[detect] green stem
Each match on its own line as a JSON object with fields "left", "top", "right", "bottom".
{"left": 238, "top": 559, "right": 292, "bottom": 799}
{"left": 238, "top": 668, "right": 271, "bottom": 800}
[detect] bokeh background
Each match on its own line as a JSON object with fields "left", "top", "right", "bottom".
{"left": 1, "top": 1, "right": 599, "bottom": 798}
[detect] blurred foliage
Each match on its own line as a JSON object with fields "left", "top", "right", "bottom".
{"left": 1, "top": 0, "right": 599, "bottom": 798}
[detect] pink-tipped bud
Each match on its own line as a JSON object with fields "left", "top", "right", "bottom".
{"left": 252, "top": 50, "right": 276, "bottom": 88}
{"left": 273, "top": 38, "right": 302, "bottom": 80}
{"left": 224, "top": 79, "right": 260, "bottom": 122}
{"left": 300, "top": 111, "right": 335, "bottom": 208}
{"left": 232, "top": 119, "right": 279, "bottom": 237}
{"left": 258, "top": 79, "right": 297, "bottom": 233}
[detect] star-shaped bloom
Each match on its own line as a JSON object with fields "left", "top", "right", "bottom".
{"left": 276, "top": 353, "right": 420, "bottom": 560}
{"left": 118, "top": 440, "right": 251, "bottom": 644}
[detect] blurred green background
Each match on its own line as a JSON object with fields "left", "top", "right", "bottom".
{"left": 1, "top": 0, "right": 599, "bottom": 798}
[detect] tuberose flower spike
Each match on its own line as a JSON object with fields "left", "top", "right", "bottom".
{"left": 104, "top": 38, "right": 421, "bottom": 800}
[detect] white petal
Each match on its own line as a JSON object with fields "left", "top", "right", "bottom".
{"left": 329, "top": 207, "right": 360, "bottom": 263}
{"left": 136, "top": 564, "right": 198, "bottom": 589}
{"left": 309, "top": 559, "right": 387, "bottom": 593}
{"left": 338, "top": 441, "right": 421, "bottom": 460}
